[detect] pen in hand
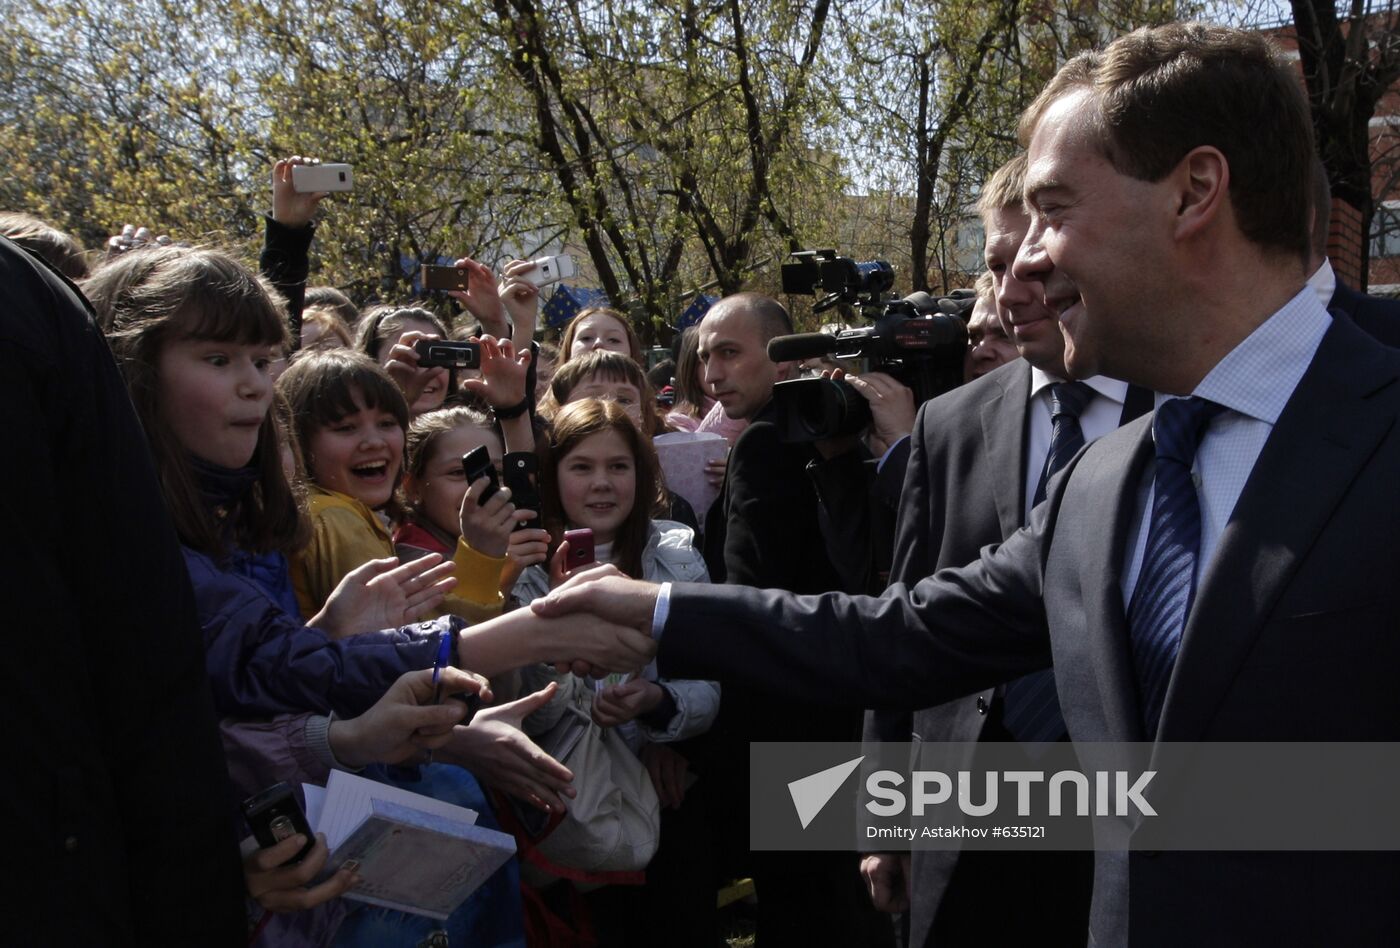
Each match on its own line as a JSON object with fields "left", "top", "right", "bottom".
{"left": 431, "top": 630, "right": 453, "bottom": 706}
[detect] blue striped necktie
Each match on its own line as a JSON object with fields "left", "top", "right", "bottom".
{"left": 1033, "top": 381, "right": 1095, "bottom": 506}
{"left": 1128, "top": 396, "right": 1226, "bottom": 739}
{"left": 1003, "top": 380, "right": 1096, "bottom": 743}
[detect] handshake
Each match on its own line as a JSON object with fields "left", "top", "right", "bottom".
{"left": 528, "top": 565, "right": 666, "bottom": 677}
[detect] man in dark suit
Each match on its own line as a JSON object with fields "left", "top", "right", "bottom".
{"left": 538, "top": 24, "right": 1400, "bottom": 945}
{"left": 694, "top": 293, "right": 885, "bottom": 946}
{"left": 1307, "top": 156, "right": 1400, "bottom": 347}
{"left": 860, "top": 154, "right": 1151, "bottom": 948}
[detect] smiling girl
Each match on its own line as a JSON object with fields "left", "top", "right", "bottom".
{"left": 278, "top": 349, "right": 508, "bottom": 624}
{"left": 511, "top": 398, "right": 716, "bottom": 744}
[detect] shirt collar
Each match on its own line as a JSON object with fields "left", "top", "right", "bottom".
{"left": 1191, "top": 285, "right": 1332, "bottom": 426}
{"left": 1029, "top": 365, "right": 1129, "bottom": 406}
{"left": 1307, "top": 259, "right": 1336, "bottom": 310}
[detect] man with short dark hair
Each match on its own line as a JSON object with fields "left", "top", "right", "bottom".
{"left": 541, "top": 23, "right": 1400, "bottom": 944}
{"left": 860, "top": 153, "right": 1151, "bottom": 948}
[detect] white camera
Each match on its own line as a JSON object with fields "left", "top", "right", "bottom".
{"left": 290, "top": 163, "right": 354, "bottom": 193}
{"left": 524, "top": 253, "right": 576, "bottom": 287}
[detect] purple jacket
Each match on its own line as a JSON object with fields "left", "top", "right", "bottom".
{"left": 184, "top": 546, "right": 456, "bottom": 719}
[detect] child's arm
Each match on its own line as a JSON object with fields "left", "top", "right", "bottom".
{"left": 260, "top": 157, "right": 327, "bottom": 342}
{"left": 499, "top": 259, "right": 542, "bottom": 355}
{"left": 461, "top": 334, "right": 536, "bottom": 455}
{"left": 306, "top": 553, "right": 458, "bottom": 640}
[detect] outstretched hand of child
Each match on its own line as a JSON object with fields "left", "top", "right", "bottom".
{"left": 440, "top": 682, "right": 577, "bottom": 814}
{"left": 460, "top": 335, "right": 531, "bottom": 410}
{"left": 308, "top": 554, "right": 458, "bottom": 640}
{"left": 328, "top": 666, "right": 488, "bottom": 768}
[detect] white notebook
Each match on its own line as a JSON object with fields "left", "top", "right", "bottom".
{"left": 302, "top": 770, "right": 516, "bottom": 920}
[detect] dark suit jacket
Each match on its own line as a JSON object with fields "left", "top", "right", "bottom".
{"left": 1331, "top": 280, "right": 1400, "bottom": 348}
{"left": 702, "top": 399, "right": 843, "bottom": 596}
{"left": 661, "top": 315, "right": 1400, "bottom": 946}
{"left": 698, "top": 396, "right": 859, "bottom": 754}
{"left": 0, "top": 238, "right": 245, "bottom": 944}
{"left": 867, "top": 361, "right": 1148, "bottom": 946}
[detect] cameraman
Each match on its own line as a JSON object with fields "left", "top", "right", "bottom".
{"left": 806, "top": 368, "right": 918, "bottom": 595}
{"left": 693, "top": 293, "right": 888, "bottom": 947}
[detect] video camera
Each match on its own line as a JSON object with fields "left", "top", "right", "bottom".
{"left": 768, "top": 250, "right": 973, "bottom": 442}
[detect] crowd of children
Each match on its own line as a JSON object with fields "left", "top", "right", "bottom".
{"left": 2, "top": 156, "right": 745, "bottom": 947}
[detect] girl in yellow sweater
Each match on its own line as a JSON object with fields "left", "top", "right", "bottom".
{"left": 279, "top": 349, "right": 508, "bottom": 625}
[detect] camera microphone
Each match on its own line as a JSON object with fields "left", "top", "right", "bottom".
{"left": 767, "top": 332, "right": 839, "bottom": 363}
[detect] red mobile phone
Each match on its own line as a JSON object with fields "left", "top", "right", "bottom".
{"left": 563, "top": 528, "right": 595, "bottom": 569}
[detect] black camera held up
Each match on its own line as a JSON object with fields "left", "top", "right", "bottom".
{"left": 768, "top": 249, "right": 973, "bottom": 442}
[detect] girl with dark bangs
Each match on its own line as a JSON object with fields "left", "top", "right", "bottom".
{"left": 92, "top": 246, "right": 305, "bottom": 560}
{"left": 507, "top": 398, "right": 719, "bottom": 942}
{"left": 544, "top": 350, "right": 700, "bottom": 533}
{"left": 278, "top": 348, "right": 509, "bottom": 625}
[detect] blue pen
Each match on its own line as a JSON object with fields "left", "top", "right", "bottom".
{"left": 431, "top": 630, "right": 452, "bottom": 705}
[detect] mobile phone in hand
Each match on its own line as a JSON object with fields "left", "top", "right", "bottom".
{"left": 421, "top": 263, "right": 471, "bottom": 291}
{"left": 524, "top": 253, "right": 576, "bottom": 288}
{"left": 415, "top": 338, "right": 481, "bottom": 369}
{"left": 462, "top": 445, "right": 501, "bottom": 504}
{"left": 290, "top": 163, "right": 353, "bottom": 193}
{"left": 502, "top": 454, "right": 540, "bottom": 528}
{"left": 242, "top": 782, "right": 315, "bottom": 866}
{"left": 563, "top": 528, "right": 595, "bottom": 569}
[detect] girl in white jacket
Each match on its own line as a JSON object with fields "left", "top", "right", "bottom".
{"left": 510, "top": 397, "right": 719, "bottom": 752}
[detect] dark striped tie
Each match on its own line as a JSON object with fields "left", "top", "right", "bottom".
{"left": 1003, "top": 381, "right": 1096, "bottom": 743}
{"left": 1128, "top": 396, "right": 1226, "bottom": 739}
{"left": 1033, "top": 381, "right": 1095, "bottom": 506}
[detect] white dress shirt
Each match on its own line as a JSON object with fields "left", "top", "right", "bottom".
{"left": 1024, "top": 370, "right": 1129, "bottom": 520}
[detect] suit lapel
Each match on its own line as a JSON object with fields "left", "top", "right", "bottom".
{"left": 1069, "top": 417, "right": 1155, "bottom": 742}
{"left": 1156, "top": 319, "right": 1399, "bottom": 742}
{"left": 983, "top": 363, "right": 1032, "bottom": 536}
